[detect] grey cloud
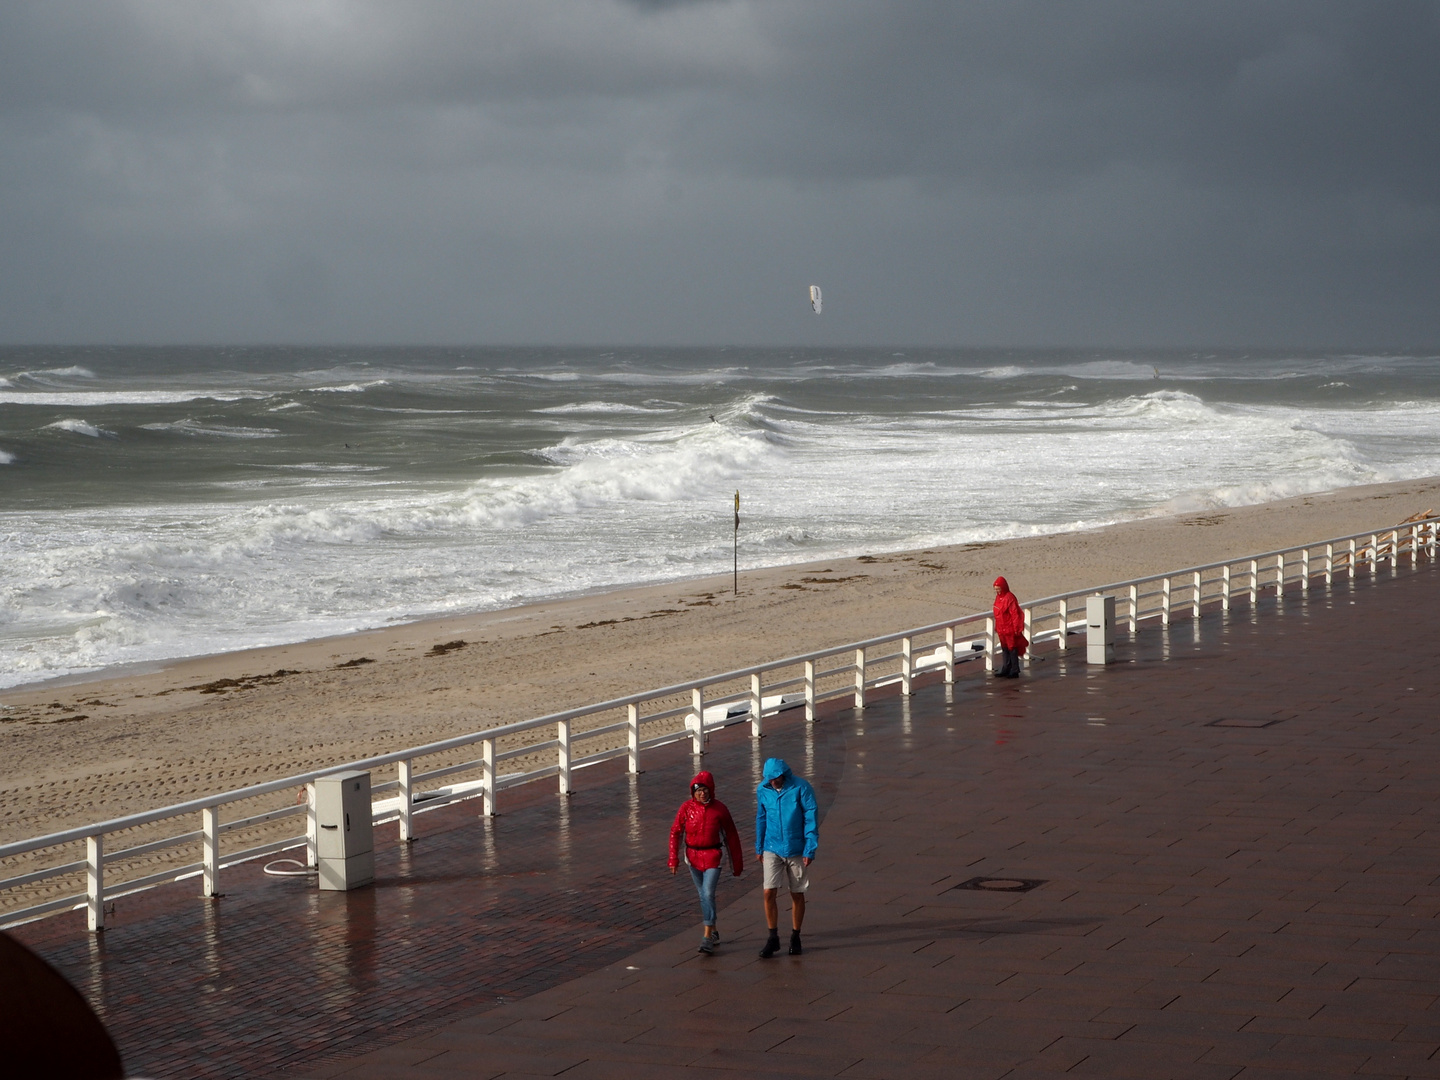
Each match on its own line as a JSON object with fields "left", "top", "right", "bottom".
{"left": 0, "top": 1, "right": 1437, "bottom": 346}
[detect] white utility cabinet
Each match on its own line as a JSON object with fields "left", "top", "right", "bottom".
{"left": 313, "top": 770, "right": 374, "bottom": 891}
{"left": 1086, "top": 594, "right": 1115, "bottom": 665}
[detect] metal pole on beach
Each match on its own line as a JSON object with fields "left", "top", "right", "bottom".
{"left": 733, "top": 490, "right": 740, "bottom": 596}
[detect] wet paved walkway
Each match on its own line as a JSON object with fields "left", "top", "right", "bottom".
{"left": 15, "top": 559, "right": 1440, "bottom": 1078}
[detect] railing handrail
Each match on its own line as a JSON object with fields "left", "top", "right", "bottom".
{"left": 1, "top": 517, "right": 1434, "bottom": 869}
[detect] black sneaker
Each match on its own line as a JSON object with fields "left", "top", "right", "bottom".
{"left": 759, "top": 934, "right": 780, "bottom": 958}
{"left": 788, "top": 931, "right": 802, "bottom": 956}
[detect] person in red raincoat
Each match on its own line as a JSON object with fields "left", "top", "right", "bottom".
{"left": 668, "top": 770, "right": 744, "bottom": 954}
{"left": 992, "top": 576, "right": 1028, "bottom": 678}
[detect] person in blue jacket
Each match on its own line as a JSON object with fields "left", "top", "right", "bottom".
{"left": 754, "top": 757, "right": 818, "bottom": 957}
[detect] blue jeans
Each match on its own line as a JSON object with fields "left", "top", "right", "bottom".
{"left": 688, "top": 865, "right": 720, "bottom": 926}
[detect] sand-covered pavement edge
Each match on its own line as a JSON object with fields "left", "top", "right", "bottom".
{"left": 4, "top": 474, "right": 1440, "bottom": 849}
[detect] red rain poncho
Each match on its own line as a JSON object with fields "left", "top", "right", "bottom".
{"left": 992, "top": 576, "right": 1029, "bottom": 655}
{"left": 667, "top": 771, "right": 744, "bottom": 874}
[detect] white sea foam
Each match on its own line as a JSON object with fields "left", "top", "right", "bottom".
{"left": 1, "top": 390, "right": 262, "bottom": 406}
{"left": 6, "top": 351, "right": 1440, "bottom": 688}
{"left": 0, "top": 449, "right": 14, "bottom": 464}
{"left": 27, "top": 366, "right": 97, "bottom": 379}
{"left": 140, "top": 421, "right": 280, "bottom": 438}
{"left": 309, "top": 381, "right": 389, "bottom": 393}
{"left": 45, "top": 418, "right": 115, "bottom": 438}
{"left": 536, "top": 401, "right": 674, "bottom": 414}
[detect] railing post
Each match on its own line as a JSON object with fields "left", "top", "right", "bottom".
{"left": 1325, "top": 544, "right": 1333, "bottom": 585}
{"left": 1429, "top": 522, "right": 1436, "bottom": 559}
{"left": 1391, "top": 529, "right": 1399, "bottom": 569}
{"left": 1221, "top": 565, "right": 1231, "bottom": 611}
{"left": 853, "top": 650, "right": 866, "bottom": 707}
{"left": 689, "top": 688, "right": 705, "bottom": 753}
{"left": 627, "top": 704, "right": 641, "bottom": 771}
{"left": 803, "top": 660, "right": 816, "bottom": 721}
{"left": 1162, "top": 577, "right": 1171, "bottom": 626}
{"left": 202, "top": 806, "right": 220, "bottom": 897}
{"left": 1370, "top": 533, "right": 1378, "bottom": 575}
{"left": 1022, "top": 608, "right": 1033, "bottom": 666}
{"left": 557, "top": 720, "right": 572, "bottom": 793}
{"left": 1348, "top": 538, "right": 1357, "bottom": 579}
{"left": 1057, "top": 600, "right": 1068, "bottom": 650}
{"left": 1249, "top": 559, "right": 1259, "bottom": 604}
{"left": 900, "top": 636, "right": 913, "bottom": 696}
{"left": 481, "top": 739, "right": 496, "bottom": 817}
{"left": 1129, "top": 584, "right": 1138, "bottom": 631}
{"left": 1301, "top": 548, "right": 1310, "bottom": 592}
{"left": 749, "top": 675, "right": 764, "bottom": 736}
{"left": 985, "top": 616, "right": 996, "bottom": 670}
{"left": 1410, "top": 525, "right": 1419, "bottom": 566}
{"left": 86, "top": 835, "right": 104, "bottom": 933}
{"left": 1192, "top": 571, "right": 1202, "bottom": 618}
{"left": 943, "top": 627, "right": 956, "bottom": 682}
{"left": 396, "top": 759, "right": 414, "bottom": 841}
{"left": 1276, "top": 553, "right": 1285, "bottom": 595}
{"left": 305, "top": 783, "right": 318, "bottom": 868}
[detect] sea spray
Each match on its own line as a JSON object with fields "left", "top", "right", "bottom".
{"left": 2, "top": 345, "right": 1439, "bottom": 687}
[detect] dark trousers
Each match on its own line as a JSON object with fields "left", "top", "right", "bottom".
{"left": 997, "top": 645, "right": 1021, "bottom": 677}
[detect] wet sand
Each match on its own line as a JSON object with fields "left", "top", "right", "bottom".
{"left": 3, "top": 474, "right": 1439, "bottom": 848}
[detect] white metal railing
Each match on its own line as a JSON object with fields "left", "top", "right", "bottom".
{"left": 2, "top": 517, "right": 1435, "bottom": 932}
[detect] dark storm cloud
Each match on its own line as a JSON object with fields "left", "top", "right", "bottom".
{"left": 0, "top": 1, "right": 1436, "bottom": 346}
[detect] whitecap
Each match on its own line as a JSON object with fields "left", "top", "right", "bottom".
{"left": 139, "top": 420, "right": 280, "bottom": 439}
{"left": 46, "top": 418, "right": 116, "bottom": 438}
{"left": 535, "top": 401, "right": 674, "bottom": 415}
{"left": 0, "top": 449, "right": 14, "bottom": 464}
{"left": 30, "top": 366, "right": 96, "bottom": 378}
{"left": 308, "top": 381, "right": 390, "bottom": 393}
{"left": 1, "top": 390, "right": 264, "bottom": 406}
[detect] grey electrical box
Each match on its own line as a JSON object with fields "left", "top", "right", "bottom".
{"left": 1086, "top": 594, "right": 1115, "bottom": 665}
{"left": 313, "top": 770, "right": 374, "bottom": 891}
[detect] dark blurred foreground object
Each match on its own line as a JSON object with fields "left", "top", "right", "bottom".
{"left": 0, "top": 930, "right": 124, "bottom": 1078}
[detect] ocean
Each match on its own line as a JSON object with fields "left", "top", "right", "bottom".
{"left": 2, "top": 346, "right": 1438, "bottom": 689}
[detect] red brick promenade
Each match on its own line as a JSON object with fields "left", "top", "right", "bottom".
{"left": 17, "top": 560, "right": 1440, "bottom": 1078}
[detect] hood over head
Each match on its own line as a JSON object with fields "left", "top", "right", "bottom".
{"left": 761, "top": 758, "right": 792, "bottom": 785}
{"left": 993, "top": 576, "right": 1010, "bottom": 592}
{"left": 690, "top": 770, "right": 715, "bottom": 795}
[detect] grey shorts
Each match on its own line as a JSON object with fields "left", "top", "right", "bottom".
{"left": 762, "top": 851, "right": 810, "bottom": 893}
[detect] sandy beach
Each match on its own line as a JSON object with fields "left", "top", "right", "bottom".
{"left": 3, "top": 474, "right": 1439, "bottom": 855}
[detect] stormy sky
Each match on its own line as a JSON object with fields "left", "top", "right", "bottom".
{"left": 1, "top": 1, "right": 1437, "bottom": 347}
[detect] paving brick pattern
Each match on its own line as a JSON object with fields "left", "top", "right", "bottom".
{"left": 16, "top": 560, "right": 1440, "bottom": 1078}
{"left": 12, "top": 697, "right": 849, "bottom": 1078}
{"left": 296, "top": 562, "right": 1440, "bottom": 1080}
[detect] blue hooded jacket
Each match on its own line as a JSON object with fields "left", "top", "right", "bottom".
{"left": 755, "top": 758, "right": 818, "bottom": 860}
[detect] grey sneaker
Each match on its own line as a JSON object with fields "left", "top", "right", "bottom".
{"left": 709, "top": 930, "right": 721, "bottom": 945}
{"left": 698, "top": 937, "right": 715, "bottom": 955}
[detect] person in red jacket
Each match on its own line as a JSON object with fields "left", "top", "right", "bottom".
{"left": 992, "top": 576, "right": 1028, "bottom": 678}
{"left": 668, "top": 770, "right": 744, "bottom": 954}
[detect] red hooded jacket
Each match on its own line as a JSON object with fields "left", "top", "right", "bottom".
{"left": 992, "top": 576, "right": 1029, "bottom": 655}
{"left": 668, "top": 771, "right": 744, "bottom": 874}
